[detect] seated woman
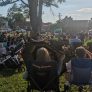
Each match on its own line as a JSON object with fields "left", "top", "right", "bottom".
{"left": 66, "top": 46, "right": 92, "bottom": 73}
{"left": 64, "top": 46, "right": 92, "bottom": 91}
{"left": 23, "top": 47, "right": 65, "bottom": 79}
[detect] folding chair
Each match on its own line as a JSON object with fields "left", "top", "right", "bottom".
{"left": 64, "top": 58, "right": 92, "bottom": 92}
{"left": 27, "top": 61, "right": 60, "bottom": 92}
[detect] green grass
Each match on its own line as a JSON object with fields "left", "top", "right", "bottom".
{"left": 0, "top": 69, "right": 27, "bottom": 92}
{"left": 0, "top": 69, "right": 91, "bottom": 92}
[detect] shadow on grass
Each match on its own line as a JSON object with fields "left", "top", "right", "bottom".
{"left": 0, "top": 69, "right": 17, "bottom": 77}
{"left": 0, "top": 63, "right": 25, "bottom": 77}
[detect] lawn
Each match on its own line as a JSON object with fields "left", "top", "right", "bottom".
{"left": 0, "top": 69, "right": 90, "bottom": 92}
{"left": 0, "top": 69, "right": 27, "bottom": 92}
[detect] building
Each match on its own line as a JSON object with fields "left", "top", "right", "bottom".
{"left": 41, "top": 22, "right": 52, "bottom": 32}
{"left": 61, "top": 16, "right": 89, "bottom": 33}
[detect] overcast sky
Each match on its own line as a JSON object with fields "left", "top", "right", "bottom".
{"left": 0, "top": 0, "right": 92, "bottom": 23}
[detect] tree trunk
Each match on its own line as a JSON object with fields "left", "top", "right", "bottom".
{"left": 37, "top": 0, "right": 43, "bottom": 33}
{"left": 28, "top": 0, "right": 38, "bottom": 33}
{"left": 28, "top": 0, "right": 43, "bottom": 39}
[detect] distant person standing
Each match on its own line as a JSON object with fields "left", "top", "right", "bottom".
{"left": 61, "top": 35, "right": 69, "bottom": 46}
{"left": 79, "top": 32, "right": 85, "bottom": 42}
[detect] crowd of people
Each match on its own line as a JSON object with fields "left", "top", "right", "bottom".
{"left": 0, "top": 30, "right": 92, "bottom": 91}
{"left": 20, "top": 31, "right": 92, "bottom": 91}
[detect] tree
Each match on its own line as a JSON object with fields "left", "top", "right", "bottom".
{"left": 0, "top": 17, "right": 5, "bottom": 28}
{"left": 7, "top": 3, "right": 25, "bottom": 30}
{"left": 0, "top": 0, "right": 65, "bottom": 37}
{"left": 7, "top": 3, "right": 22, "bottom": 19}
{"left": 12, "top": 13, "right": 25, "bottom": 29}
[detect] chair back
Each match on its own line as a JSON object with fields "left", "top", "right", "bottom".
{"left": 28, "top": 61, "right": 59, "bottom": 91}
{"left": 71, "top": 58, "right": 92, "bottom": 85}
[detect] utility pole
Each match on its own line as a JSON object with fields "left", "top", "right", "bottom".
{"left": 59, "top": 13, "right": 62, "bottom": 21}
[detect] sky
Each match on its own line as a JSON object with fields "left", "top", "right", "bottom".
{"left": 0, "top": 0, "right": 92, "bottom": 23}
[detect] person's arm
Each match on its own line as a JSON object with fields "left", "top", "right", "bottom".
{"left": 85, "top": 49, "right": 92, "bottom": 59}
{"left": 66, "top": 61, "right": 71, "bottom": 73}
{"left": 81, "top": 47, "right": 92, "bottom": 59}
{"left": 57, "top": 54, "right": 65, "bottom": 75}
{"left": 65, "top": 61, "right": 71, "bottom": 81}
{"left": 79, "top": 46, "right": 92, "bottom": 59}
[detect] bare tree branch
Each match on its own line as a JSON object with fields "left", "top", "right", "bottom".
{"left": 0, "top": 0, "right": 28, "bottom": 7}
{"left": 2, "top": 0, "right": 4, "bottom": 2}
{"left": 9, "top": 0, "right": 20, "bottom": 4}
{"left": 0, "top": 0, "right": 19, "bottom": 6}
{"left": 20, "top": 0, "right": 28, "bottom": 7}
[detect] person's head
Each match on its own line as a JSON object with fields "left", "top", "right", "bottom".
{"left": 75, "top": 47, "right": 86, "bottom": 58}
{"left": 36, "top": 47, "right": 51, "bottom": 62}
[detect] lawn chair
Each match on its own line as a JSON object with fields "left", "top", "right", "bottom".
{"left": 64, "top": 58, "right": 92, "bottom": 92}
{"left": 26, "top": 61, "right": 60, "bottom": 92}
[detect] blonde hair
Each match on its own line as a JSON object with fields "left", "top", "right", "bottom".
{"left": 75, "top": 47, "right": 86, "bottom": 57}
{"left": 36, "top": 47, "right": 51, "bottom": 62}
